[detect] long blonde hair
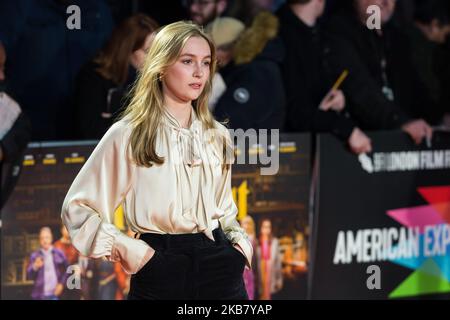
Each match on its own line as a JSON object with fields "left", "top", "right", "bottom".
{"left": 121, "top": 21, "right": 220, "bottom": 167}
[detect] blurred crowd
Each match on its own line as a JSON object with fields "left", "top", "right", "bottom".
{"left": 1, "top": 0, "right": 450, "bottom": 168}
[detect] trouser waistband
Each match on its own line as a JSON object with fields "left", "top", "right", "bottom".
{"left": 139, "top": 227, "right": 228, "bottom": 250}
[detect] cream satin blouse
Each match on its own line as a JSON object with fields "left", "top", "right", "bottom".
{"left": 61, "top": 107, "right": 252, "bottom": 274}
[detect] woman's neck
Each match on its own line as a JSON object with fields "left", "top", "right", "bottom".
{"left": 164, "top": 100, "right": 193, "bottom": 128}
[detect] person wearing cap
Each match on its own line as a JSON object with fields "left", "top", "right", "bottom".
{"left": 205, "top": 17, "right": 245, "bottom": 110}
{"left": 206, "top": 17, "right": 245, "bottom": 69}
{"left": 211, "top": 12, "right": 286, "bottom": 130}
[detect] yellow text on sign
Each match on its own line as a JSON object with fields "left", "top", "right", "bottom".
{"left": 232, "top": 180, "right": 249, "bottom": 221}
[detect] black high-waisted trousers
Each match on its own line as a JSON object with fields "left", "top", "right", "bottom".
{"left": 127, "top": 227, "right": 248, "bottom": 300}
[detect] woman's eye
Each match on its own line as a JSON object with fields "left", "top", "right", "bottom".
{"left": 182, "top": 59, "right": 192, "bottom": 64}
{"left": 203, "top": 61, "right": 211, "bottom": 66}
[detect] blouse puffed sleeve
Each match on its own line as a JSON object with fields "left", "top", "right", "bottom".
{"left": 61, "top": 121, "right": 153, "bottom": 274}
{"left": 216, "top": 126, "right": 253, "bottom": 268}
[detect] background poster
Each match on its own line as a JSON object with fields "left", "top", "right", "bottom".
{"left": 1, "top": 134, "right": 311, "bottom": 300}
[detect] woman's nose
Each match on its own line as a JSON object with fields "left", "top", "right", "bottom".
{"left": 193, "top": 62, "right": 204, "bottom": 78}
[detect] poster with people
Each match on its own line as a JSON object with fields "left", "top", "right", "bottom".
{"left": 1, "top": 134, "right": 311, "bottom": 300}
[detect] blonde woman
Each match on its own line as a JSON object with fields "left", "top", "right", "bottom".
{"left": 61, "top": 21, "right": 252, "bottom": 300}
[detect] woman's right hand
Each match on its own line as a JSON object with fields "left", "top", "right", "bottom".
{"left": 135, "top": 246, "right": 156, "bottom": 274}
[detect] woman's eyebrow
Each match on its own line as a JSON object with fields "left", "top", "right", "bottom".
{"left": 180, "top": 53, "right": 211, "bottom": 59}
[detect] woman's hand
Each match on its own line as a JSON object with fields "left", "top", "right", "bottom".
{"left": 135, "top": 246, "right": 156, "bottom": 274}
{"left": 233, "top": 243, "right": 245, "bottom": 257}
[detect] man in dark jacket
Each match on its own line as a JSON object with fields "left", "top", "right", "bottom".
{"left": 277, "top": 0, "right": 372, "bottom": 154}
{"left": 406, "top": 0, "right": 450, "bottom": 125}
{"left": 0, "top": 42, "right": 31, "bottom": 210}
{"left": 326, "top": 0, "right": 433, "bottom": 145}
{"left": 0, "top": 0, "right": 113, "bottom": 141}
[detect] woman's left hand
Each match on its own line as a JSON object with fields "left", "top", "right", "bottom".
{"left": 233, "top": 243, "right": 245, "bottom": 257}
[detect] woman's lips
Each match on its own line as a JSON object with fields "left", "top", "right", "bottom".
{"left": 189, "top": 83, "right": 202, "bottom": 90}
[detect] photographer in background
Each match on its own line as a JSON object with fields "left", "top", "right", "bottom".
{"left": 327, "top": 0, "right": 434, "bottom": 145}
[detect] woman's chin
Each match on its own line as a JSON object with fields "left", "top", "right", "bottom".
{"left": 174, "top": 91, "right": 202, "bottom": 103}
{"left": 187, "top": 94, "right": 202, "bottom": 101}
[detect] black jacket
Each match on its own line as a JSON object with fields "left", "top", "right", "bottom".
{"left": 276, "top": 4, "right": 355, "bottom": 140}
{"left": 213, "top": 37, "right": 286, "bottom": 131}
{"left": 73, "top": 61, "right": 134, "bottom": 140}
{"left": 325, "top": 10, "right": 433, "bottom": 130}
{"left": 0, "top": 99, "right": 31, "bottom": 209}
